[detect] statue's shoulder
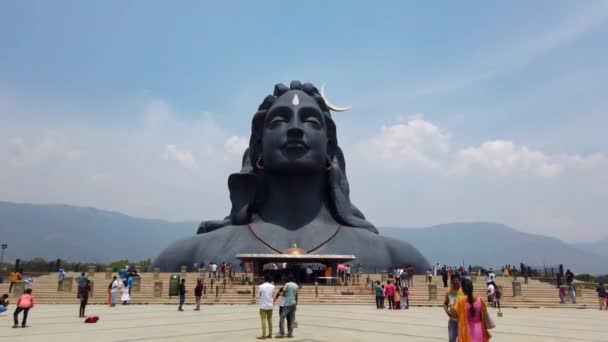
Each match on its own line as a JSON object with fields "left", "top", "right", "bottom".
{"left": 151, "top": 225, "right": 247, "bottom": 270}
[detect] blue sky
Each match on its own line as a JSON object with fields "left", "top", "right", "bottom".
{"left": 1, "top": 1, "right": 607, "bottom": 242}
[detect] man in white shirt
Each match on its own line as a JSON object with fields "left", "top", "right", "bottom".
{"left": 210, "top": 262, "right": 218, "bottom": 279}
{"left": 110, "top": 276, "right": 119, "bottom": 307}
{"left": 306, "top": 266, "right": 313, "bottom": 282}
{"left": 487, "top": 282, "right": 496, "bottom": 307}
{"left": 257, "top": 276, "right": 275, "bottom": 340}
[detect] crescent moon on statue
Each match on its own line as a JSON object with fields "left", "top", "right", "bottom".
{"left": 320, "top": 83, "right": 351, "bottom": 112}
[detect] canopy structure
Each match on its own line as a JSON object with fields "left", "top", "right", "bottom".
{"left": 235, "top": 253, "right": 356, "bottom": 264}
{"left": 235, "top": 245, "right": 356, "bottom": 284}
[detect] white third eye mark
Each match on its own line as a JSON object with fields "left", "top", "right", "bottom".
{"left": 292, "top": 94, "right": 299, "bottom": 106}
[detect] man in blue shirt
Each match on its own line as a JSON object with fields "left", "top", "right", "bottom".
{"left": 276, "top": 275, "right": 298, "bottom": 338}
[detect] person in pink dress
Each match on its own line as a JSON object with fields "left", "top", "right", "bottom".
{"left": 454, "top": 279, "right": 491, "bottom": 342}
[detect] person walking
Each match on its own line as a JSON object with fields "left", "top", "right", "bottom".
{"left": 257, "top": 276, "right": 275, "bottom": 339}
{"left": 75, "top": 272, "right": 87, "bottom": 299}
{"left": 385, "top": 280, "right": 396, "bottom": 310}
{"left": 57, "top": 269, "right": 66, "bottom": 291}
{"left": 374, "top": 281, "right": 383, "bottom": 309}
{"left": 109, "top": 276, "right": 119, "bottom": 307}
{"left": 79, "top": 280, "right": 91, "bottom": 317}
{"left": 127, "top": 274, "right": 134, "bottom": 296}
{"left": 13, "top": 288, "right": 34, "bottom": 328}
{"left": 444, "top": 276, "right": 464, "bottom": 342}
{"left": 210, "top": 262, "right": 218, "bottom": 280}
{"left": 596, "top": 283, "right": 606, "bottom": 310}
{"left": 454, "top": 279, "right": 492, "bottom": 342}
{"left": 402, "top": 285, "right": 410, "bottom": 309}
{"left": 487, "top": 282, "right": 496, "bottom": 308}
{"left": 276, "top": 275, "right": 298, "bottom": 338}
{"left": 178, "top": 278, "right": 187, "bottom": 311}
{"left": 194, "top": 279, "right": 204, "bottom": 311}
{"left": 568, "top": 281, "right": 577, "bottom": 304}
{"left": 8, "top": 270, "right": 22, "bottom": 293}
{"left": 119, "top": 266, "right": 128, "bottom": 283}
{"left": 442, "top": 267, "right": 449, "bottom": 288}
{"left": 427, "top": 268, "right": 433, "bottom": 284}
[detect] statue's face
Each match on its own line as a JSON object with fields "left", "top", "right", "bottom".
{"left": 262, "top": 90, "right": 328, "bottom": 174}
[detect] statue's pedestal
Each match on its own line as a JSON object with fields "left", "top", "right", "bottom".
{"left": 132, "top": 277, "right": 141, "bottom": 293}
{"left": 512, "top": 281, "right": 522, "bottom": 297}
{"left": 153, "top": 281, "right": 162, "bottom": 298}
{"left": 62, "top": 277, "right": 73, "bottom": 293}
{"left": 428, "top": 284, "right": 437, "bottom": 300}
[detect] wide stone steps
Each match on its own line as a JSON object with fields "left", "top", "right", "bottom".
{"left": 1, "top": 273, "right": 598, "bottom": 308}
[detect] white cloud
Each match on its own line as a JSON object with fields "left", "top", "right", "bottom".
{"left": 454, "top": 140, "right": 562, "bottom": 178}
{"left": 87, "top": 173, "right": 107, "bottom": 184}
{"left": 4, "top": 134, "right": 81, "bottom": 168}
{"left": 163, "top": 144, "right": 199, "bottom": 171}
{"left": 223, "top": 135, "right": 248, "bottom": 155}
{"left": 144, "top": 99, "right": 175, "bottom": 128}
{"left": 359, "top": 119, "right": 451, "bottom": 170}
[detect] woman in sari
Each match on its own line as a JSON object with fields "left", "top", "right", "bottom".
{"left": 454, "top": 279, "right": 491, "bottom": 342}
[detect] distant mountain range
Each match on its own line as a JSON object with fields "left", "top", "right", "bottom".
{"left": 1, "top": 201, "right": 606, "bottom": 274}
{"left": 573, "top": 239, "right": 608, "bottom": 258}
{"left": 382, "top": 223, "right": 607, "bottom": 274}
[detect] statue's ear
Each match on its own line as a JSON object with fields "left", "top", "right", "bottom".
{"left": 228, "top": 173, "right": 259, "bottom": 224}
{"left": 327, "top": 140, "right": 337, "bottom": 161}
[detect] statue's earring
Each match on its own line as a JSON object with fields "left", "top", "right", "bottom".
{"left": 326, "top": 159, "right": 336, "bottom": 171}
{"left": 256, "top": 156, "right": 264, "bottom": 170}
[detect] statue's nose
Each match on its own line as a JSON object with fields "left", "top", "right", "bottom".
{"left": 287, "top": 126, "right": 304, "bottom": 140}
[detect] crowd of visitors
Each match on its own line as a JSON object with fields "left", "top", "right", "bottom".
{"left": 373, "top": 279, "right": 410, "bottom": 310}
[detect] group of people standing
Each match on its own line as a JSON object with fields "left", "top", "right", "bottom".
{"left": 176, "top": 278, "right": 205, "bottom": 311}
{"left": 107, "top": 266, "right": 139, "bottom": 307}
{"left": 201, "top": 261, "right": 232, "bottom": 280}
{"left": 257, "top": 274, "right": 299, "bottom": 339}
{"left": 373, "top": 280, "right": 409, "bottom": 310}
{"left": 392, "top": 265, "right": 415, "bottom": 288}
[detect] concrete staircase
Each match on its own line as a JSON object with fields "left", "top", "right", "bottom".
{"left": 1, "top": 272, "right": 599, "bottom": 308}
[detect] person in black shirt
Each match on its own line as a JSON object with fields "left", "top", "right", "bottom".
{"left": 178, "top": 279, "right": 187, "bottom": 311}
{"left": 79, "top": 280, "right": 91, "bottom": 317}
{"left": 194, "top": 279, "right": 203, "bottom": 311}
{"left": 596, "top": 283, "right": 607, "bottom": 311}
{"left": 565, "top": 269, "right": 574, "bottom": 284}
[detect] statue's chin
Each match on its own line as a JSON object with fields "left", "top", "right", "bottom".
{"left": 266, "top": 162, "right": 325, "bottom": 176}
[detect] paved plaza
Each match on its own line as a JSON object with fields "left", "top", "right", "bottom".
{"left": 0, "top": 304, "right": 606, "bottom": 341}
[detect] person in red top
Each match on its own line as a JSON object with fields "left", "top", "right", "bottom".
{"left": 13, "top": 288, "right": 34, "bottom": 328}
{"left": 385, "top": 280, "right": 396, "bottom": 310}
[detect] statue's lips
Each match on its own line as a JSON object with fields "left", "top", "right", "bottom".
{"left": 281, "top": 140, "right": 309, "bottom": 149}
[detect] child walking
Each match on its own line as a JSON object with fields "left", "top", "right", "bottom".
{"left": 13, "top": 289, "right": 34, "bottom": 328}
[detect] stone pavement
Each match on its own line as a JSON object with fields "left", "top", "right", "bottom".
{"left": 0, "top": 304, "right": 606, "bottom": 342}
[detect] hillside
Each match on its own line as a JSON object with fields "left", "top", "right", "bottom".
{"left": 1, "top": 202, "right": 606, "bottom": 274}
{"left": 574, "top": 238, "right": 608, "bottom": 258}
{"left": 382, "top": 223, "right": 608, "bottom": 274}
{"left": 0, "top": 201, "right": 194, "bottom": 263}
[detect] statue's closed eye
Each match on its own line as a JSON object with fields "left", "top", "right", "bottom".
{"left": 269, "top": 115, "right": 288, "bottom": 127}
